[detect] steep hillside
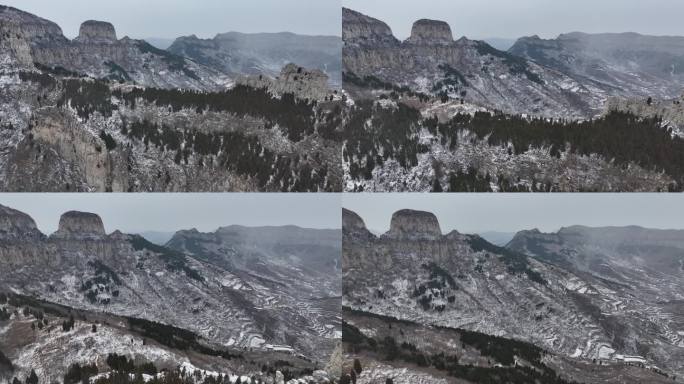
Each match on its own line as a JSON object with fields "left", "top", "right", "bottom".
{"left": 342, "top": 208, "right": 684, "bottom": 381}
{"left": 342, "top": 8, "right": 602, "bottom": 119}
{"left": 0, "top": 5, "right": 228, "bottom": 90}
{"left": 0, "top": 204, "right": 341, "bottom": 375}
{"left": 168, "top": 32, "right": 342, "bottom": 88}
{"left": 342, "top": 98, "right": 680, "bottom": 192}
{"left": 0, "top": 293, "right": 330, "bottom": 384}
{"left": 340, "top": 8, "right": 684, "bottom": 192}
{"left": 0, "top": 6, "right": 343, "bottom": 192}
{"left": 509, "top": 32, "right": 684, "bottom": 101}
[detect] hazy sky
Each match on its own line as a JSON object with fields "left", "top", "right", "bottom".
{"left": 1, "top": 194, "right": 341, "bottom": 235}
{"left": 344, "top": 0, "right": 684, "bottom": 40}
{"left": 4, "top": 0, "right": 341, "bottom": 39}
{"left": 344, "top": 194, "right": 684, "bottom": 234}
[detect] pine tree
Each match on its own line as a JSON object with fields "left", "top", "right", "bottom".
{"left": 431, "top": 178, "right": 443, "bottom": 192}
{"left": 26, "top": 370, "right": 38, "bottom": 384}
{"left": 353, "top": 359, "right": 362, "bottom": 374}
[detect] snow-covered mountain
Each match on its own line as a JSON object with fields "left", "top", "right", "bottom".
{"left": 342, "top": 208, "right": 684, "bottom": 383}
{"left": 343, "top": 8, "right": 684, "bottom": 120}
{"left": 168, "top": 32, "right": 342, "bottom": 88}
{"left": 342, "top": 8, "right": 602, "bottom": 119}
{"left": 0, "top": 6, "right": 344, "bottom": 192}
{"left": 0, "top": 5, "right": 228, "bottom": 91}
{"left": 509, "top": 32, "right": 684, "bottom": 101}
{"left": 0, "top": 204, "right": 341, "bottom": 382}
{"left": 340, "top": 8, "right": 684, "bottom": 193}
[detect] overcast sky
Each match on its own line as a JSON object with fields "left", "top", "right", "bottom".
{"left": 1, "top": 194, "right": 341, "bottom": 235}
{"left": 344, "top": 194, "right": 684, "bottom": 234}
{"left": 5, "top": 0, "right": 341, "bottom": 39}
{"left": 344, "top": 0, "right": 684, "bottom": 40}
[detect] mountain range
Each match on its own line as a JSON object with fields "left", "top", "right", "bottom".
{"left": 0, "top": 5, "right": 343, "bottom": 192}
{"left": 0, "top": 204, "right": 341, "bottom": 383}
{"left": 168, "top": 32, "right": 342, "bottom": 88}
{"left": 341, "top": 208, "right": 684, "bottom": 383}
{"left": 343, "top": 8, "right": 684, "bottom": 119}
{"left": 341, "top": 8, "right": 684, "bottom": 192}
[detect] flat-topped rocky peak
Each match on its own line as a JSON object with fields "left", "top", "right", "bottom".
{"left": 407, "top": 19, "right": 453, "bottom": 45}
{"left": 0, "top": 204, "right": 42, "bottom": 239}
{"left": 342, "top": 7, "right": 397, "bottom": 45}
{"left": 75, "top": 20, "right": 117, "bottom": 44}
{"left": 54, "top": 211, "right": 106, "bottom": 238}
{"left": 385, "top": 209, "right": 442, "bottom": 240}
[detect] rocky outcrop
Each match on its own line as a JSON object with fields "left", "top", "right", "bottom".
{"left": 342, "top": 8, "right": 600, "bottom": 119}
{"left": 605, "top": 95, "right": 684, "bottom": 133}
{"left": 0, "top": 5, "right": 227, "bottom": 90}
{"left": 168, "top": 31, "right": 342, "bottom": 87}
{"left": 0, "top": 205, "right": 53, "bottom": 268}
{"left": 384, "top": 209, "right": 442, "bottom": 240}
{"left": 74, "top": 20, "right": 117, "bottom": 44}
{"left": 46, "top": 210, "right": 119, "bottom": 265}
{"left": 236, "top": 63, "right": 332, "bottom": 101}
{"left": 342, "top": 7, "right": 398, "bottom": 47}
{"left": 407, "top": 19, "right": 453, "bottom": 45}
{"left": 0, "top": 5, "right": 65, "bottom": 68}
{"left": 0, "top": 204, "right": 43, "bottom": 240}
{"left": 53, "top": 211, "right": 106, "bottom": 239}
{"left": 0, "top": 5, "right": 66, "bottom": 45}
{"left": 342, "top": 208, "right": 374, "bottom": 240}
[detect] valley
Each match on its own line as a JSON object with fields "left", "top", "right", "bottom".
{"left": 0, "top": 203, "right": 341, "bottom": 383}
{"left": 341, "top": 207, "right": 684, "bottom": 383}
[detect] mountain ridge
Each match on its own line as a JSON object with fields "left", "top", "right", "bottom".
{"left": 0, "top": 204, "right": 341, "bottom": 365}
{"left": 343, "top": 207, "right": 684, "bottom": 380}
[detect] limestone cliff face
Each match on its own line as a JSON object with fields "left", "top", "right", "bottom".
{"left": 48, "top": 211, "right": 137, "bottom": 267}
{"left": 0, "top": 206, "right": 134, "bottom": 269}
{"left": 75, "top": 20, "right": 117, "bottom": 44}
{"left": 0, "top": 6, "right": 227, "bottom": 91}
{"left": 342, "top": 8, "right": 603, "bottom": 119}
{"left": 384, "top": 209, "right": 442, "bottom": 241}
{"left": 0, "top": 204, "right": 42, "bottom": 240}
{"left": 342, "top": 8, "right": 464, "bottom": 75}
{"left": 0, "top": 204, "right": 58, "bottom": 268}
{"left": 53, "top": 211, "right": 106, "bottom": 238}
{"left": 342, "top": 7, "right": 397, "bottom": 46}
{"left": 342, "top": 208, "right": 464, "bottom": 273}
{"left": 0, "top": 24, "right": 33, "bottom": 68}
{"left": 342, "top": 208, "right": 372, "bottom": 239}
{"left": 407, "top": 19, "right": 453, "bottom": 45}
{"left": 0, "top": 5, "right": 66, "bottom": 45}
